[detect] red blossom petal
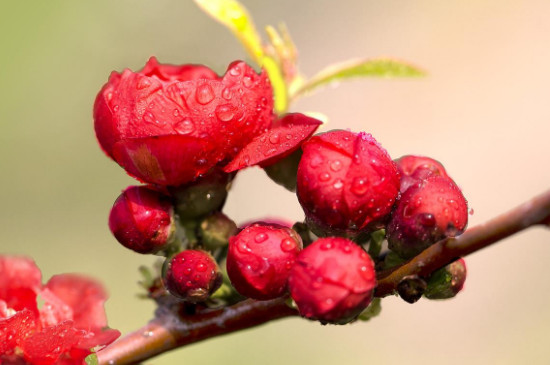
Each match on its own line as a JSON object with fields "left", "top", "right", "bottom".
{"left": 0, "top": 256, "right": 42, "bottom": 314}
{"left": 21, "top": 321, "right": 85, "bottom": 365}
{"left": 224, "top": 113, "right": 321, "bottom": 173}
{"left": 0, "top": 309, "right": 38, "bottom": 354}
{"left": 44, "top": 274, "right": 109, "bottom": 332}
{"left": 112, "top": 135, "right": 217, "bottom": 186}
{"left": 141, "top": 57, "right": 219, "bottom": 82}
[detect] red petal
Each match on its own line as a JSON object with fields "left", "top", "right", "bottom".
{"left": 112, "top": 135, "right": 217, "bottom": 186}
{"left": 21, "top": 321, "right": 84, "bottom": 365}
{"left": 141, "top": 56, "right": 219, "bottom": 82}
{"left": 224, "top": 113, "right": 321, "bottom": 173}
{"left": 44, "top": 274, "right": 108, "bottom": 332}
{"left": 0, "top": 309, "right": 38, "bottom": 353}
{"left": 0, "top": 256, "right": 42, "bottom": 313}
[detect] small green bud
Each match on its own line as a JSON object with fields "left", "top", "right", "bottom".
{"left": 264, "top": 149, "right": 302, "bottom": 192}
{"left": 424, "top": 258, "right": 467, "bottom": 300}
{"left": 198, "top": 212, "right": 238, "bottom": 251}
{"left": 170, "top": 170, "right": 232, "bottom": 219}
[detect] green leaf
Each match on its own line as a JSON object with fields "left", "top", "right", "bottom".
{"left": 193, "top": 0, "right": 264, "bottom": 65}
{"left": 358, "top": 297, "right": 382, "bottom": 321}
{"left": 85, "top": 354, "right": 99, "bottom": 365}
{"left": 292, "top": 58, "right": 425, "bottom": 99}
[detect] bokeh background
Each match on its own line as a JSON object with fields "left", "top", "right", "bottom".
{"left": 2, "top": 0, "right": 550, "bottom": 363}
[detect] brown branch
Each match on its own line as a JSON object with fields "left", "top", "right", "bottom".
{"left": 96, "top": 297, "right": 297, "bottom": 365}
{"left": 96, "top": 189, "right": 550, "bottom": 365}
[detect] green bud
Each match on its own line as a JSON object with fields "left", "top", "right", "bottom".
{"left": 264, "top": 149, "right": 302, "bottom": 192}
{"left": 198, "top": 212, "right": 238, "bottom": 251}
{"left": 170, "top": 170, "right": 233, "bottom": 219}
{"left": 424, "top": 258, "right": 467, "bottom": 300}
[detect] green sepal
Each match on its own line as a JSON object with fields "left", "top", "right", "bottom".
{"left": 357, "top": 297, "right": 382, "bottom": 321}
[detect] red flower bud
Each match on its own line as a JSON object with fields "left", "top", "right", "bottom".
{"left": 387, "top": 175, "right": 468, "bottom": 258}
{"left": 109, "top": 185, "right": 174, "bottom": 254}
{"left": 296, "top": 130, "right": 400, "bottom": 234}
{"left": 394, "top": 155, "right": 449, "bottom": 193}
{"left": 94, "top": 57, "right": 274, "bottom": 186}
{"left": 288, "top": 237, "right": 376, "bottom": 324}
{"left": 162, "top": 250, "right": 222, "bottom": 302}
{"left": 227, "top": 223, "right": 302, "bottom": 300}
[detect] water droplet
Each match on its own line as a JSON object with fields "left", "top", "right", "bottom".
{"left": 175, "top": 119, "right": 194, "bottom": 135}
{"left": 320, "top": 242, "right": 333, "bottom": 251}
{"left": 469, "top": 208, "right": 474, "bottom": 215}
{"left": 195, "top": 84, "right": 215, "bottom": 105}
{"left": 269, "top": 133, "right": 280, "bottom": 144}
{"left": 215, "top": 104, "right": 235, "bottom": 122}
{"left": 143, "top": 111, "right": 155, "bottom": 123}
{"left": 184, "top": 267, "right": 192, "bottom": 275}
{"left": 330, "top": 160, "right": 342, "bottom": 171}
{"left": 229, "top": 66, "right": 241, "bottom": 76}
{"left": 342, "top": 244, "right": 352, "bottom": 253}
{"left": 243, "top": 76, "right": 253, "bottom": 87}
{"left": 255, "top": 233, "right": 268, "bottom": 243}
{"left": 333, "top": 179, "right": 343, "bottom": 190}
{"left": 196, "top": 263, "right": 207, "bottom": 272}
{"left": 238, "top": 242, "right": 251, "bottom": 254}
{"left": 222, "top": 88, "right": 232, "bottom": 100}
{"left": 309, "top": 155, "right": 324, "bottom": 168}
{"left": 143, "top": 331, "right": 153, "bottom": 337}
{"left": 196, "top": 158, "right": 207, "bottom": 166}
{"left": 137, "top": 78, "right": 151, "bottom": 90}
{"left": 113, "top": 104, "right": 119, "bottom": 112}
{"left": 281, "top": 238, "right": 297, "bottom": 252}
{"left": 418, "top": 213, "right": 436, "bottom": 226}
{"left": 106, "top": 92, "right": 113, "bottom": 101}
{"left": 319, "top": 172, "right": 331, "bottom": 182}
{"left": 351, "top": 177, "right": 369, "bottom": 196}
{"left": 173, "top": 109, "right": 180, "bottom": 117}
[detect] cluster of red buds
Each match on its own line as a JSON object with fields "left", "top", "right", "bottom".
{"left": 95, "top": 57, "right": 469, "bottom": 325}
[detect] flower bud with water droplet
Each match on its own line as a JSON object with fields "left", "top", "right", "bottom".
{"left": 169, "top": 169, "right": 232, "bottom": 219}
{"left": 296, "top": 130, "right": 400, "bottom": 235}
{"left": 226, "top": 222, "right": 303, "bottom": 300}
{"left": 397, "top": 275, "right": 427, "bottom": 303}
{"left": 93, "top": 57, "right": 274, "bottom": 186}
{"left": 288, "top": 237, "right": 376, "bottom": 324}
{"left": 198, "top": 212, "right": 238, "bottom": 251}
{"left": 387, "top": 175, "right": 468, "bottom": 259}
{"left": 109, "top": 185, "right": 175, "bottom": 254}
{"left": 424, "top": 258, "right": 467, "bottom": 299}
{"left": 162, "top": 250, "right": 223, "bottom": 302}
{"left": 394, "top": 155, "right": 449, "bottom": 193}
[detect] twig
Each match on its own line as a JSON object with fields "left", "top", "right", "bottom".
{"left": 97, "top": 189, "right": 550, "bottom": 365}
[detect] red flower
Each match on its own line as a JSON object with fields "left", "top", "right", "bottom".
{"left": 226, "top": 222, "right": 302, "bottom": 300}
{"left": 0, "top": 256, "right": 120, "bottom": 365}
{"left": 94, "top": 57, "right": 320, "bottom": 186}
{"left": 288, "top": 237, "right": 376, "bottom": 324}
{"left": 296, "top": 130, "right": 400, "bottom": 234}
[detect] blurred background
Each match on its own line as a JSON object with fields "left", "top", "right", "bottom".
{"left": 1, "top": 0, "right": 550, "bottom": 363}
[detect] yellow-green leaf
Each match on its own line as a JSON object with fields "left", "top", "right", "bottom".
{"left": 292, "top": 58, "right": 425, "bottom": 100}
{"left": 193, "top": 0, "right": 264, "bottom": 64}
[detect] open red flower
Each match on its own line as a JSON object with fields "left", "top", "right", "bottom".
{"left": 0, "top": 256, "right": 119, "bottom": 365}
{"left": 94, "top": 57, "right": 320, "bottom": 186}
